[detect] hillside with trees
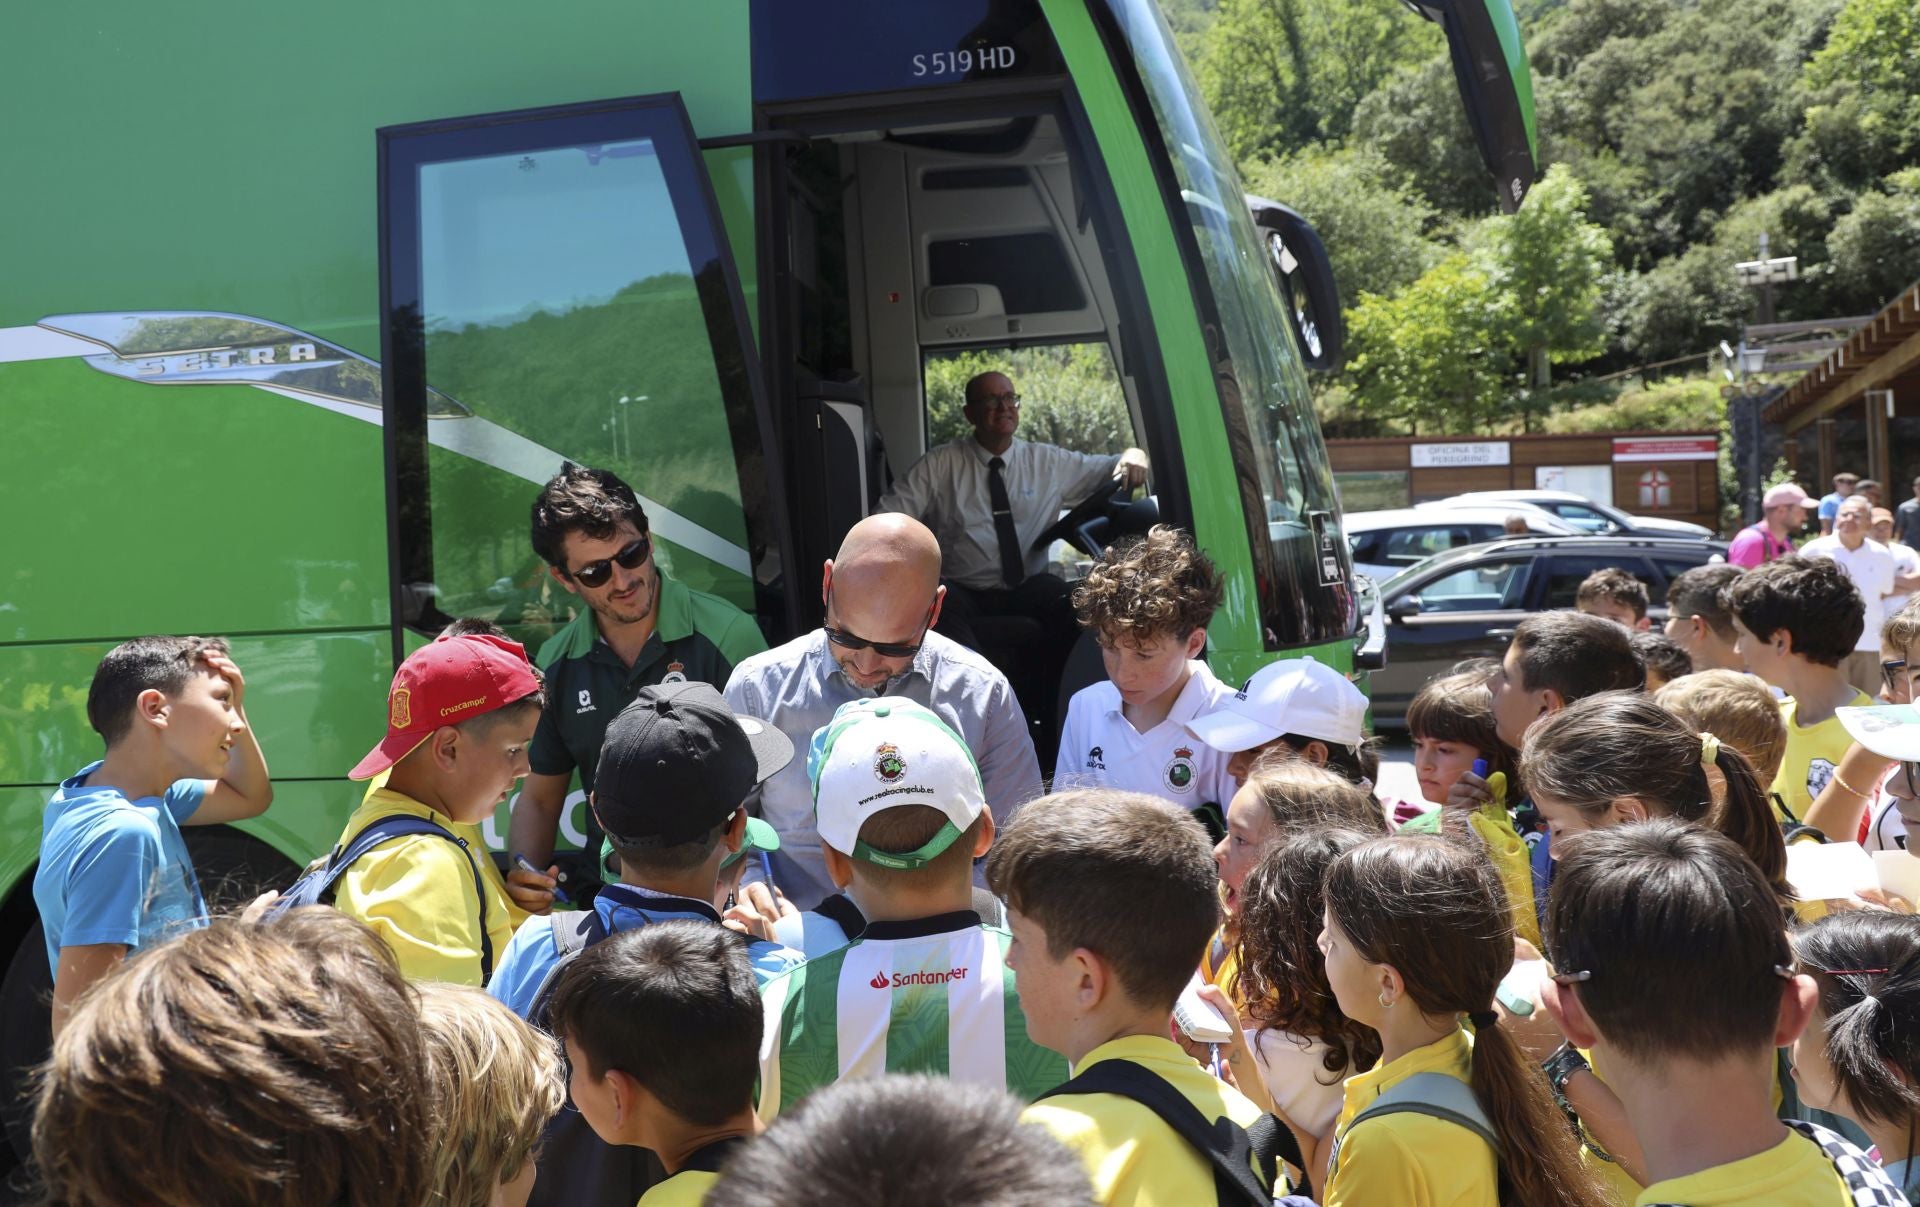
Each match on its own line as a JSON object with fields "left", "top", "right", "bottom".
{"left": 1167, "top": 0, "right": 1920, "bottom": 436}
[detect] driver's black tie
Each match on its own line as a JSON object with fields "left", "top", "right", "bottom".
{"left": 988, "top": 456, "right": 1025, "bottom": 588}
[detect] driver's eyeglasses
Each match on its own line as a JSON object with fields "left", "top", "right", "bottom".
{"left": 566, "top": 534, "right": 651, "bottom": 589}
{"left": 974, "top": 392, "right": 1020, "bottom": 409}
{"left": 822, "top": 589, "right": 935, "bottom": 659}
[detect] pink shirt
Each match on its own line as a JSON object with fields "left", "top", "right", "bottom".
{"left": 1727, "top": 523, "right": 1791, "bottom": 567}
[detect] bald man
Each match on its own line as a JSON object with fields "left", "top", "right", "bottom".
{"left": 724, "top": 515, "right": 1043, "bottom": 907}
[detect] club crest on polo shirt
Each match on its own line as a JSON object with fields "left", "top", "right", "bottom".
{"left": 576, "top": 689, "right": 595, "bottom": 714}
{"left": 874, "top": 742, "right": 907, "bottom": 784}
{"left": 1164, "top": 746, "right": 1197, "bottom": 794}
{"left": 389, "top": 688, "right": 412, "bottom": 730}
{"left": 662, "top": 660, "right": 687, "bottom": 684}
{"left": 1085, "top": 745, "right": 1106, "bottom": 771}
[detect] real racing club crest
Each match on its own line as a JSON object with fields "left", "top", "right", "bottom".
{"left": 661, "top": 660, "right": 688, "bottom": 684}
{"left": 874, "top": 742, "right": 907, "bottom": 783}
{"left": 1163, "top": 745, "right": 1196, "bottom": 794}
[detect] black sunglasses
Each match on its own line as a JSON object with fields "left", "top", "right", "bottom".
{"left": 822, "top": 588, "right": 935, "bottom": 659}
{"left": 1884, "top": 658, "right": 1908, "bottom": 697}
{"left": 566, "top": 534, "right": 651, "bottom": 589}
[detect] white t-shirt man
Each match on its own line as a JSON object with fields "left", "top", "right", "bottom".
{"left": 1052, "top": 661, "right": 1237, "bottom": 810}
{"left": 1885, "top": 542, "right": 1919, "bottom": 623}
{"left": 1803, "top": 534, "right": 1898, "bottom": 652}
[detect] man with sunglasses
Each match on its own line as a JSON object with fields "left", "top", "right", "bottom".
{"left": 507, "top": 463, "right": 768, "bottom": 909}
{"left": 725, "top": 513, "right": 1043, "bottom": 909}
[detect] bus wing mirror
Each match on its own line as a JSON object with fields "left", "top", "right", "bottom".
{"left": 1401, "top": 0, "right": 1537, "bottom": 212}
{"left": 1245, "top": 196, "right": 1344, "bottom": 373}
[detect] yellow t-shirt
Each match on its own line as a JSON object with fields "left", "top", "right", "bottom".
{"left": 1633, "top": 1130, "right": 1849, "bottom": 1206}
{"left": 636, "top": 1169, "right": 717, "bottom": 1206}
{"left": 330, "top": 787, "right": 520, "bottom": 986}
{"left": 1324, "top": 1027, "right": 1497, "bottom": 1207}
{"left": 1022, "top": 1033, "right": 1277, "bottom": 1205}
{"left": 1201, "top": 925, "right": 1243, "bottom": 1013}
{"left": 1467, "top": 805, "right": 1542, "bottom": 952}
{"left": 1772, "top": 692, "right": 1872, "bottom": 822}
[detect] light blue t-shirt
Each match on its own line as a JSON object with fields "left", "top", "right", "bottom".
{"left": 486, "top": 883, "right": 802, "bottom": 1019}
{"left": 34, "top": 761, "right": 209, "bottom": 972}
{"left": 1820, "top": 491, "right": 1846, "bottom": 522}
{"left": 772, "top": 909, "right": 856, "bottom": 960}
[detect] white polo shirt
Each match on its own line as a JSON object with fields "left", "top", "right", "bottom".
{"left": 1802, "top": 535, "right": 1898, "bottom": 651}
{"left": 1884, "top": 542, "right": 1918, "bottom": 623}
{"left": 1051, "top": 661, "right": 1237, "bottom": 809}
{"left": 877, "top": 436, "right": 1118, "bottom": 590}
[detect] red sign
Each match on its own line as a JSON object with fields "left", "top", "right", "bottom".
{"left": 1613, "top": 437, "right": 1717, "bottom": 462}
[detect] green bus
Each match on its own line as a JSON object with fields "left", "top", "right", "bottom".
{"left": 0, "top": 0, "right": 1532, "bottom": 1153}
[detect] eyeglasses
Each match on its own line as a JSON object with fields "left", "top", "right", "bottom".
{"left": 972, "top": 392, "right": 1020, "bottom": 409}
{"left": 566, "top": 534, "right": 651, "bottom": 589}
{"left": 822, "top": 588, "right": 936, "bottom": 659}
{"left": 1883, "top": 658, "right": 1908, "bottom": 697}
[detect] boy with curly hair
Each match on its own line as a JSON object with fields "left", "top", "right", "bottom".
{"left": 1574, "top": 566, "right": 1652, "bottom": 631}
{"left": 1053, "top": 526, "right": 1233, "bottom": 817}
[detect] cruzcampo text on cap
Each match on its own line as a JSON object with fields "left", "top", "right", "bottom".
{"left": 349, "top": 634, "right": 543, "bottom": 781}
{"left": 1187, "top": 655, "right": 1367, "bottom": 754}
{"left": 808, "top": 698, "right": 984, "bottom": 870}
{"left": 594, "top": 682, "right": 793, "bottom": 849}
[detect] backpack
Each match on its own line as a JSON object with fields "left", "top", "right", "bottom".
{"left": 1037, "top": 1059, "right": 1287, "bottom": 1206}
{"left": 522, "top": 907, "right": 667, "bottom": 1207}
{"left": 1325, "top": 1072, "right": 1498, "bottom": 1182}
{"left": 1644, "top": 1118, "right": 1905, "bottom": 1207}
{"left": 269, "top": 814, "right": 495, "bottom": 982}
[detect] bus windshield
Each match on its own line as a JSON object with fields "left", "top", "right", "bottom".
{"left": 1101, "top": 0, "right": 1356, "bottom": 649}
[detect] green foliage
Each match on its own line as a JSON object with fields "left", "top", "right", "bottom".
{"left": 1346, "top": 253, "right": 1511, "bottom": 435}
{"left": 1476, "top": 165, "right": 1612, "bottom": 379}
{"left": 922, "top": 345, "right": 1135, "bottom": 455}
{"left": 1536, "top": 376, "right": 1723, "bottom": 434}
{"left": 1797, "top": 0, "right": 1920, "bottom": 188}
{"left": 1824, "top": 170, "right": 1920, "bottom": 313}
{"left": 1240, "top": 146, "right": 1441, "bottom": 309}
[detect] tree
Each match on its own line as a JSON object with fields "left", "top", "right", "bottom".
{"left": 1475, "top": 164, "right": 1612, "bottom": 397}
{"left": 1345, "top": 254, "right": 1512, "bottom": 434}
{"left": 1824, "top": 170, "right": 1920, "bottom": 313}
{"left": 1240, "top": 146, "right": 1441, "bottom": 310}
{"left": 1794, "top": 0, "right": 1920, "bottom": 189}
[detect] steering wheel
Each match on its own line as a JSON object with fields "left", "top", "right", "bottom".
{"left": 1032, "top": 479, "right": 1137, "bottom": 560}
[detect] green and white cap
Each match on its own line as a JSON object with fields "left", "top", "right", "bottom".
{"left": 808, "top": 698, "right": 984, "bottom": 869}
{"left": 721, "top": 816, "right": 782, "bottom": 871}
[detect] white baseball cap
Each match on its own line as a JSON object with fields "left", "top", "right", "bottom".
{"left": 1188, "top": 656, "right": 1367, "bottom": 754}
{"left": 1838, "top": 704, "right": 1920, "bottom": 761}
{"left": 808, "top": 698, "right": 985, "bottom": 869}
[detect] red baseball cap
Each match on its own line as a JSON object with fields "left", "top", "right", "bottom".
{"left": 349, "top": 634, "right": 542, "bottom": 780}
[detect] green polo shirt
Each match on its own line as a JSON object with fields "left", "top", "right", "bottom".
{"left": 528, "top": 573, "right": 767, "bottom": 858}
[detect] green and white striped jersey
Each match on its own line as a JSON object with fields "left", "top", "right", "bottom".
{"left": 756, "top": 910, "right": 1069, "bottom": 1118}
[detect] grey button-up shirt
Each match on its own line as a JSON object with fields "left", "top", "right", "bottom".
{"left": 724, "top": 629, "right": 1043, "bottom": 909}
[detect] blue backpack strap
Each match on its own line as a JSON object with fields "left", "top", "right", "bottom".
{"left": 271, "top": 814, "right": 496, "bottom": 982}
{"left": 527, "top": 908, "right": 612, "bottom": 1028}
{"left": 1329, "top": 1072, "right": 1497, "bottom": 1175}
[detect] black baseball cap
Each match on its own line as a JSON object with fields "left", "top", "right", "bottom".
{"left": 592, "top": 682, "right": 793, "bottom": 847}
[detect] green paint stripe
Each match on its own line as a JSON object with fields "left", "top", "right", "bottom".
{"left": 1484, "top": 0, "right": 1537, "bottom": 154}
{"left": 1036, "top": 0, "right": 1262, "bottom": 658}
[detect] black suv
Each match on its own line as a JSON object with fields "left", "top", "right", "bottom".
{"left": 1367, "top": 534, "right": 1729, "bottom": 727}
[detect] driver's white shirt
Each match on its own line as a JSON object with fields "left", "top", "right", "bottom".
{"left": 878, "top": 435, "right": 1117, "bottom": 590}
{"left": 1052, "top": 661, "right": 1237, "bottom": 810}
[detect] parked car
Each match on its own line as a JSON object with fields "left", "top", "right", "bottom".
{"left": 1367, "top": 534, "right": 1729, "bottom": 727}
{"left": 1427, "top": 489, "right": 1715, "bottom": 540}
{"left": 1345, "top": 507, "right": 1578, "bottom": 583}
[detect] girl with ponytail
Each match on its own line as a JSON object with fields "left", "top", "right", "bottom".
{"left": 1792, "top": 912, "right": 1920, "bottom": 1198}
{"left": 1520, "top": 690, "right": 1790, "bottom": 904}
{"left": 1318, "top": 835, "right": 1604, "bottom": 1207}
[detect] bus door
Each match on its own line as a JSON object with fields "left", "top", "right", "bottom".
{"left": 377, "top": 93, "right": 791, "bottom": 657}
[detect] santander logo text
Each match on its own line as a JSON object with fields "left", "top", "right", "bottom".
{"left": 869, "top": 967, "right": 970, "bottom": 989}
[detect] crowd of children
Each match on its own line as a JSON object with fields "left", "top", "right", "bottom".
{"left": 32, "top": 514, "right": 1920, "bottom": 1207}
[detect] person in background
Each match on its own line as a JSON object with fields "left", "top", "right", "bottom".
{"left": 1632, "top": 630, "right": 1693, "bottom": 693}
{"left": 1188, "top": 656, "right": 1373, "bottom": 789}
{"left": 710, "top": 1075, "right": 1097, "bottom": 1207}
{"left": 1791, "top": 912, "right": 1920, "bottom": 1201}
{"left": 1731, "top": 482, "right": 1811, "bottom": 568}
{"left": 877, "top": 370, "right": 1148, "bottom": 734}
{"left": 727, "top": 514, "right": 1040, "bottom": 909}
{"left": 1799, "top": 499, "right": 1903, "bottom": 696}
{"left": 34, "top": 636, "right": 272, "bottom": 1037}
{"left": 1575, "top": 567, "right": 1652, "bottom": 631}
{"left": 1819, "top": 472, "right": 1859, "bottom": 536}
{"left": 509, "top": 462, "right": 768, "bottom": 911}
{"left": 1724, "top": 556, "right": 1874, "bottom": 824}
{"left": 1053, "top": 525, "right": 1233, "bottom": 817}
{"left": 1896, "top": 475, "right": 1920, "bottom": 548}
{"left": 416, "top": 983, "right": 565, "bottom": 1207}
{"left": 1859, "top": 479, "right": 1885, "bottom": 510}
{"left": 1663, "top": 564, "right": 1749, "bottom": 673}
{"left": 1872, "top": 507, "right": 1918, "bottom": 620}
{"left": 1503, "top": 513, "right": 1530, "bottom": 536}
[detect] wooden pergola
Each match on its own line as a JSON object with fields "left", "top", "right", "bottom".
{"left": 1765, "top": 281, "right": 1920, "bottom": 489}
